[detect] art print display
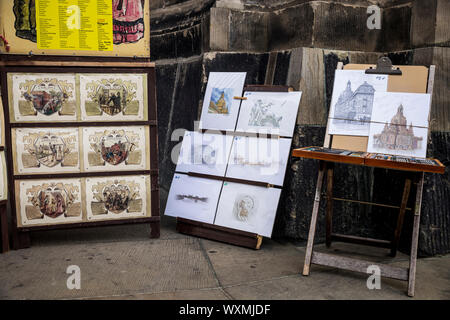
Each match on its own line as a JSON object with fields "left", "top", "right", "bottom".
{"left": 214, "top": 182, "right": 281, "bottom": 237}
{"left": 0, "top": 0, "right": 150, "bottom": 57}
{"left": 12, "top": 128, "right": 80, "bottom": 175}
{"left": 85, "top": 175, "right": 151, "bottom": 221}
{"left": 16, "top": 178, "right": 83, "bottom": 227}
{"left": 328, "top": 70, "right": 388, "bottom": 136}
{"left": 164, "top": 174, "right": 223, "bottom": 224}
{"left": 8, "top": 73, "right": 77, "bottom": 123}
{"left": 83, "top": 126, "right": 149, "bottom": 172}
{"left": 367, "top": 92, "right": 431, "bottom": 158}
{"left": 0, "top": 152, "right": 7, "bottom": 201}
{"left": 79, "top": 73, "right": 147, "bottom": 121}
{"left": 199, "top": 72, "right": 246, "bottom": 131}
{"left": 236, "top": 91, "right": 302, "bottom": 137}
{"left": 176, "top": 131, "right": 233, "bottom": 177}
{"left": 226, "top": 136, "right": 292, "bottom": 186}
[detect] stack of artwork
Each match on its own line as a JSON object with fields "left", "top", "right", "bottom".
{"left": 0, "top": 97, "right": 6, "bottom": 201}
{"left": 166, "top": 72, "right": 302, "bottom": 238}
{"left": 4, "top": 71, "right": 152, "bottom": 227}
{"left": 328, "top": 70, "right": 431, "bottom": 158}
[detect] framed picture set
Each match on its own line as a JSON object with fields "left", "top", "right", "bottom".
{"left": 0, "top": 60, "right": 160, "bottom": 248}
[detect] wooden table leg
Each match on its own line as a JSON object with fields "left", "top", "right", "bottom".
{"left": 391, "top": 177, "right": 412, "bottom": 257}
{"left": 326, "top": 163, "right": 334, "bottom": 248}
{"left": 303, "top": 161, "right": 326, "bottom": 276}
{"left": 0, "top": 203, "right": 9, "bottom": 253}
{"left": 408, "top": 173, "right": 424, "bottom": 297}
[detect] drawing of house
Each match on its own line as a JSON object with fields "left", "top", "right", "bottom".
{"left": 333, "top": 80, "right": 375, "bottom": 123}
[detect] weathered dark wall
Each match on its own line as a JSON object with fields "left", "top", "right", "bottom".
{"left": 151, "top": 0, "right": 450, "bottom": 257}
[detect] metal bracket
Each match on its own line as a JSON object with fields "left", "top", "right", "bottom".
{"left": 365, "top": 56, "right": 402, "bottom": 75}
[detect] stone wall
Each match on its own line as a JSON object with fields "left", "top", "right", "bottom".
{"left": 151, "top": 0, "right": 450, "bottom": 256}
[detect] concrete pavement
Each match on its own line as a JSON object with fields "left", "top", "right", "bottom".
{"left": 0, "top": 217, "right": 449, "bottom": 300}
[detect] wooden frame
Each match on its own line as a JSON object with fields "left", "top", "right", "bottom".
{"left": 174, "top": 85, "right": 292, "bottom": 250}
{"left": 0, "top": 59, "right": 160, "bottom": 249}
{"left": 295, "top": 59, "right": 439, "bottom": 297}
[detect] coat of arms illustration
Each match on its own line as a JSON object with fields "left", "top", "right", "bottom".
{"left": 85, "top": 79, "right": 138, "bottom": 116}
{"left": 91, "top": 179, "right": 142, "bottom": 215}
{"left": 88, "top": 129, "right": 141, "bottom": 167}
{"left": 25, "top": 182, "right": 80, "bottom": 220}
{"left": 20, "top": 130, "right": 78, "bottom": 170}
{"left": 19, "top": 78, "right": 74, "bottom": 116}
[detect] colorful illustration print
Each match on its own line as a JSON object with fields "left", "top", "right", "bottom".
{"left": 13, "top": 0, "right": 36, "bottom": 42}
{"left": 27, "top": 182, "right": 80, "bottom": 219}
{"left": 91, "top": 179, "right": 141, "bottom": 215}
{"left": 18, "top": 77, "right": 75, "bottom": 117}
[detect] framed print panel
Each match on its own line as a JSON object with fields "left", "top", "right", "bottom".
{"left": 328, "top": 70, "right": 388, "bottom": 136}
{"left": 16, "top": 178, "right": 83, "bottom": 227}
{"left": 7, "top": 73, "right": 77, "bottom": 123}
{"left": 82, "top": 125, "right": 149, "bottom": 172}
{"left": 85, "top": 175, "right": 151, "bottom": 222}
{"left": 164, "top": 173, "right": 222, "bottom": 224}
{"left": 199, "top": 72, "right": 246, "bottom": 131}
{"left": 175, "top": 131, "right": 233, "bottom": 177}
{"left": 236, "top": 91, "right": 302, "bottom": 137}
{"left": 214, "top": 182, "right": 282, "bottom": 238}
{"left": 79, "top": 73, "right": 147, "bottom": 122}
{"left": 0, "top": 0, "right": 150, "bottom": 57}
{"left": 12, "top": 127, "right": 80, "bottom": 175}
{"left": 0, "top": 94, "right": 5, "bottom": 146}
{"left": 0, "top": 152, "right": 7, "bottom": 201}
{"left": 225, "top": 136, "right": 292, "bottom": 186}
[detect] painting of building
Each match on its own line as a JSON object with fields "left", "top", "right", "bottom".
{"left": 332, "top": 80, "right": 375, "bottom": 124}
{"left": 372, "top": 104, "right": 423, "bottom": 151}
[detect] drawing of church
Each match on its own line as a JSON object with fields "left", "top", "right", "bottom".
{"left": 373, "top": 104, "right": 423, "bottom": 150}
{"left": 333, "top": 80, "right": 375, "bottom": 123}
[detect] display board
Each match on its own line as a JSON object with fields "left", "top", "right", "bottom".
{"left": 326, "top": 67, "right": 432, "bottom": 157}
{"left": 0, "top": 0, "right": 150, "bottom": 58}
{"left": 0, "top": 61, "right": 159, "bottom": 247}
{"left": 166, "top": 75, "right": 302, "bottom": 244}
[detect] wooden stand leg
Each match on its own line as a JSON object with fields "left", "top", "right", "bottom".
{"left": 150, "top": 221, "right": 160, "bottom": 238}
{"left": 390, "top": 178, "right": 412, "bottom": 257}
{"left": 12, "top": 230, "right": 31, "bottom": 250}
{"left": 408, "top": 173, "right": 424, "bottom": 297}
{"left": 0, "top": 203, "right": 9, "bottom": 253}
{"left": 326, "top": 164, "right": 334, "bottom": 248}
{"left": 303, "top": 161, "right": 326, "bottom": 276}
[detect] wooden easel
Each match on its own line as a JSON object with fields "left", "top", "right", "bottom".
{"left": 176, "top": 84, "right": 292, "bottom": 249}
{"left": 295, "top": 57, "right": 438, "bottom": 297}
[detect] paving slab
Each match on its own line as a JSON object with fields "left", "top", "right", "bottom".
{"left": 0, "top": 237, "right": 218, "bottom": 300}
{"left": 90, "top": 288, "right": 229, "bottom": 300}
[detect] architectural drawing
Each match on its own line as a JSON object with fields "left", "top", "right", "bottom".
{"left": 199, "top": 72, "right": 246, "bottom": 131}
{"left": 208, "top": 88, "right": 232, "bottom": 114}
{"left": 328, "top": 70, "right": 388, "bottom": 136}
{"left": 13, "top": 128, "right": 79, "bottom": 174}
{"left": 332, "top": 80, "right": 375, "bottom": 124}
{"left": 9, "top": 73, "right": 77, "bottom": 122}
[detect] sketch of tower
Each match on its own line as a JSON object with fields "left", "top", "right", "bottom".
{"left": 373, "top": 104, "right": 423, "bottom": 150}
{"left": 333, "top": 80, "right": 375, "bottom": 123}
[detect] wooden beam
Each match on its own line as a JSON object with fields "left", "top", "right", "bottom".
{"left": 331, "top": 233, "right": 391, "bottom": 248}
